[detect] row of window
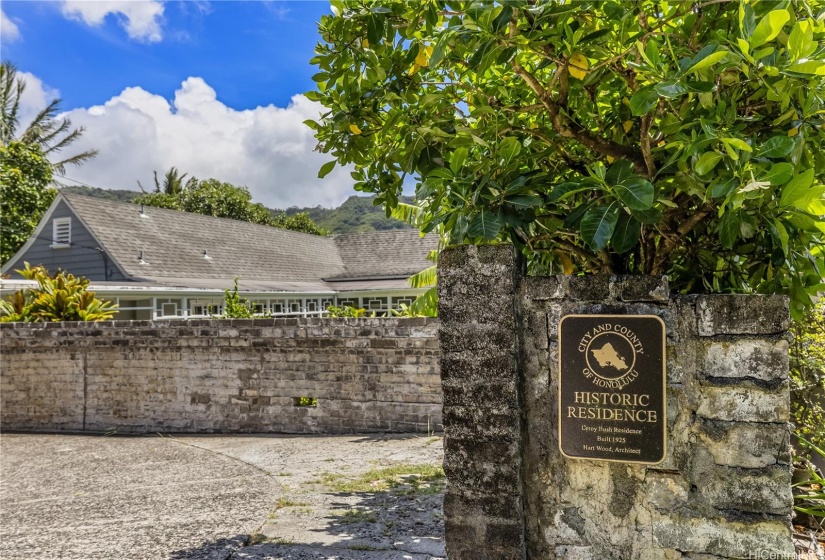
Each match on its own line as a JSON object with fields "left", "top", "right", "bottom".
{"left": 111, "top": 294, "right": 419, "bottom": 320}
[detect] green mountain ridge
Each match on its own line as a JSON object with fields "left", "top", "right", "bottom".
{"left": 60, "top": 186, "right": 413, "bottom": 234}
{"left": 276, "top": 195, "right": 414, "bottom": 234}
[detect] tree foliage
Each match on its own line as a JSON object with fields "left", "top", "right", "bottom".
{"left": 0, "top": 263, "right": 117, "bottom": 322}
{"left": 791, "top": 300, "right": 825, "bottom": 454}
{"left": 309, "top": 0, "right": 825, "bottom": 317}
{"left": 0, "top": 142, "right": 55, "bottom": 264}
{"left": 1, "top": 61, "right": 97, "bottom": 175}
{"left": 135, "top": 177, "right": 329, "bottom": 235}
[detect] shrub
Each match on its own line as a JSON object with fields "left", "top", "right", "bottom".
{"left": 0, "top": 263, "right": 117, "bottom": 322}
{"left": 326, "top": 305, "right": 366, "bottom": 318}
{"left": 222, "top": 277, "right": 255, "bottom": 319}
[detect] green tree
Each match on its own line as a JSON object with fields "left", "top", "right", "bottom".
{"left": 135, "top": 177, "right": 329, "bottom": 235}
{"left": 309, "top": 0, "right": 825, "bottom": 318}
{"left": 0, "top": 142, "right": 55, "bottom": 264}
{"left": 1, "top": 61, "right": 97, "bottom": 175}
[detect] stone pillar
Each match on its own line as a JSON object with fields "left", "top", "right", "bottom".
{"left": 438, "top": 244, "right": 795, "bottom": 560}
{"left": 438, "top": 245, "right": 527, "bottom": 560}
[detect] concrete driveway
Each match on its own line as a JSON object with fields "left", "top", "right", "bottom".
{"left": 0, "top": 433, "right": 445, "bottom": 560}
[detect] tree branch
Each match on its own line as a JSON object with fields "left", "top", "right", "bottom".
{"left": 650, "top": 202, "right": 715, "bottom": 274}
{"left": 640, "top": 112, "right": 656, "bottom": 178}
{"left": 511, "top": 61, "right": 646, "bottom": 170}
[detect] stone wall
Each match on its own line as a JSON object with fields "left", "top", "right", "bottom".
{"left": 438, "top": 245, "right": 795, "bottom": 560}
{"left": 0, "top": 317, "right": 441, "bottom": 434}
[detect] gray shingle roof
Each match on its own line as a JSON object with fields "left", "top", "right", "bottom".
{"left": 330, "top": 230, "right": 438, "bottom": 280}
{"left": 60, "top": 192, "right": 437, "bottom": 291}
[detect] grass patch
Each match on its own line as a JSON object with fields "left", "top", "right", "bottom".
{"left": 319, "top": 463, "right": 445, "bottom": 493}
{"left": 248, "top": 533, "right": 268, "bottom": 545}
{"left": 334, "top": 508, "right": 378, "bottom": 524}
{"left": 275, "top": 497, "right": 309, "bottom": 509}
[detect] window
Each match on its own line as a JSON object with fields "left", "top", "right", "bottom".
{"left": 51, "top": 218, "right": 71, "bottom": 248}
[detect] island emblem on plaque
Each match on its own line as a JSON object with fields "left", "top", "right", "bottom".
{"left": 558, "top": 314, "right": 666, "bottom": 464}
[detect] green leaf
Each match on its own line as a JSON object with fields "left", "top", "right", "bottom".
{"left": 757, "top": 136, "right": 795, "bottom": 159}
{"left": 654, "top": 81, "right": 688, "bottom": 98}
{"left": 787, "top": 61, "right": 825, "bottom": 75}
{"left": 467, "top": 209, "right": 502, "bottom": 240}
{"left": 630, "top": 86, "right": 658, "bottom": 116}
{"left": 549, "top": 182, "right": 590, "bottom": 202}
{"left": 614, "top": 177, "right": 655, "bottom": 210}
{"left": 580, "top": 204, "right": 619, "bottom": 251}
{"left": 564, "top": 201, "right": 593, "bottom": 228}
{"left": 318, "top": 160, "right": 336, "bottom": 179}
{"left": 721, "top": 138, "right": 752, "bottom": 152}
{"left": 605, "top": 160, "right": 635, "bottom": 186}
{"left": 367, "top": 14, "right": 385, "bottom": 45}
{"left": 429, "top": 31, "right": 451, "bottom": 68}
{"left": 780, "top": 168, "right": 815, "bottom": 207}
{"left": 685, "top": 81, "right": 716, "bottom": 93}
{"left": 498, "top": 137, "right": 521, "bottom": 166}
{"left": 770, "top": 218, "right": 789, "bottom": 256}
{"left": 788, "top": 20, "right": 816, "bottom": 62}
{"left": 685, "top": 49, "right": 728, "bottom": 74}
{"left": 505, "top": 195, "right": 544, "bottom": 209}
{"left": 695, "top": 152, "right": 723, "bottom": 175}
{"left": 718, "top": 210, "right": 741, "bottom": 249}
{"left": 749, "top": 10, "right": 790, "bottom": 49}
{"left": 611, "top": 213, "right": 641, "bottom": 254}
{"left": 450, "top": 147, "right": 469, "bottom": 174}
{"left": 710, "top": 178, "right": 737, "bottom": 199}
{"left": 762, "top": 163, "right": 794, "bottom": 186}
{"left": 630, "top": 206, "right": 663, "bottom": 224}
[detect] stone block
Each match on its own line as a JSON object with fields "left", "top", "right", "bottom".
{"left": 700, "top": 339, "right": 789, "bottom": 383}
{"left": 696, "top": 385, "right": 790, "bottom": 423}
{"left": 697, "top": 465, "right": 793, "bottom": 515}
{"left": 653, "top": 517, "right": 794, "bottom": 559}
{"left": 694, "top": 420, "right": 791, "bottom": 469}
{"left": 610, "top": 275, "right": 669, "bottom": 302}
{"left": 696, "top": 295, "right": 789, "bottom": 336}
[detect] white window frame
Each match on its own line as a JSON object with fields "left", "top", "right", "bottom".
{"left": 51, "top": 217, "right": 72, "bottom": 248}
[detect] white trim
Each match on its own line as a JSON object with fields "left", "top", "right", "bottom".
{"left": 50, "top": 217, "right": 72, "bottom": 248}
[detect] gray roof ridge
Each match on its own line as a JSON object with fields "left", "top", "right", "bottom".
{"left": 59, "top": 190, "right": 333, "bottom": 241}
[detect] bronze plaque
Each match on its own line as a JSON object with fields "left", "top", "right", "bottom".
{"left": 558, "top": 314, "right": 666, "bottom": 464}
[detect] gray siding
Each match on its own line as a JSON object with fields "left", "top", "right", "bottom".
{"left": 4, "top": 200, "right": 130, "bottom": 282}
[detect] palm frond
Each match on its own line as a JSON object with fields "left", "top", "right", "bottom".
{"left": 408, "top": 265, "right": 436, "bottom": 288}
{"left": 408, "top": 286, "right": 437, "bottom": 317}
{"left": 391, "top": 202, "right": 424, "bottom": 227}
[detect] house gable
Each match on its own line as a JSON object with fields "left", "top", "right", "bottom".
{"left": 1, "top": 196, "right": 130, "bottom": 282}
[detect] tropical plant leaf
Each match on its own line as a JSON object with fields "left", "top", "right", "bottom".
{"left": 611, "top": 213, "right": 641, "bottom": 254}
{"left": 614, "top": 177, "right": 654, "bottom": 210}
{"left": 580, "top": 204, "right": 619, "bottom": 251}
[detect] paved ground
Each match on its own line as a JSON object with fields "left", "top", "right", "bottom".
{"left": 0, "top": 433, "right": 445, "bottom": 560}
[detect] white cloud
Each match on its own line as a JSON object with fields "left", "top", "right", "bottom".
{"left": 15, "top": 72, "right": 61, "bottom": 135}
{"left": 1, "top": 8, "right": 21, "bottom": 42}
{"left": 62, "top": 0, "right": 164, "bottom": 42}
{"left": 60, "top": 77, "right": 355, "bottom": 209}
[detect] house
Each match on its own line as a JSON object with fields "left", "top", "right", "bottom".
{"left": 1, "top": 192, "right": 439, "bottom": 320}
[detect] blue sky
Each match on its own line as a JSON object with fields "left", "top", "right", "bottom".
{"left": 0, "top": 1, "right": 359, "bottom": 209}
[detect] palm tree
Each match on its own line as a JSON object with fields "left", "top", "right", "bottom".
{"left": 0, "top": 61, "right": 97, "bottom": 175}
{"left": 138, "top": 166, "right": 190, "bottom": 195}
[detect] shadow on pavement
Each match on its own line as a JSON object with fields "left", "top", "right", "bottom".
{"left": 168, "top": 479, "right": 445, "bottom": 560}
